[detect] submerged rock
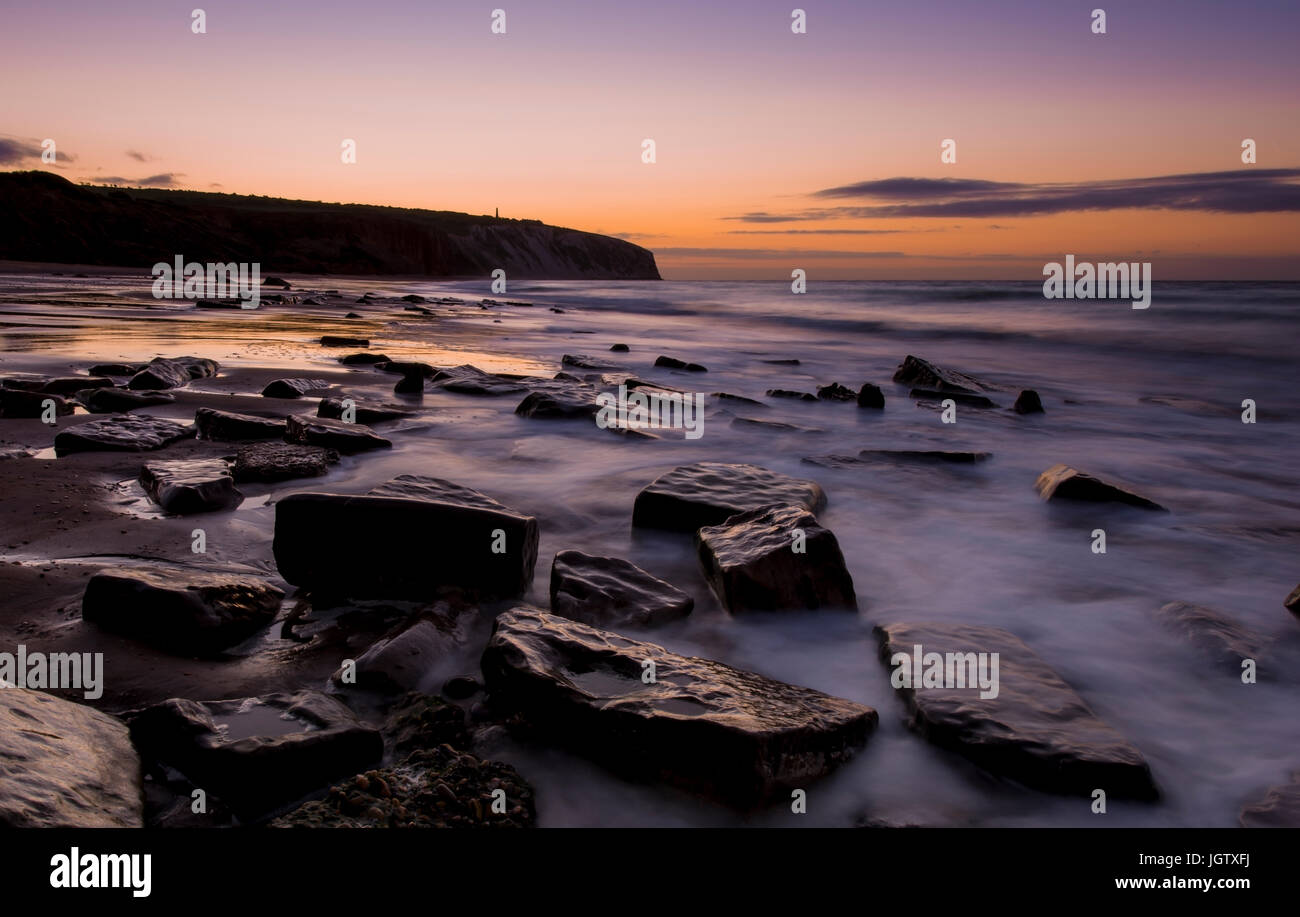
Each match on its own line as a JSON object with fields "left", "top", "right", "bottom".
{"left": 338, "top": 352, "right": 391, "bottom": 365}
{"left": 655, "top": 355, "right": 707, "bottom": 372}
{"left": 550, "top": 550, "right": 694, "bottom": 628}
{"left": 696, "top": 504, "right": 856, "bottom": 613}
{"left": 766, "top": 389, "right": 817, "bottom": 401}
{"left": 140, "top": 459, "right": 243, "bottom": 515}
{"left": 78, "top": 387, "right": 175, "bottom": 413}
{"left": 284, "top": 414, "right": 391, "bottom": 453}
{"left": 610, "top": 343, "right": 630, "bottom": 352}
{"left": 128, "top": 356, "right": 218, "bottom": 391}
{"left": 1034, "top": 464, "right": 1165, "bottom": 510}
{"left": 910, "top": 388, "right": 998, "bottom": 408}
{"left": 892, "top": 355, "right": 987, "bottom": 393}
{"left": 0, "top": 688, "right": 143, "bottom": 827}
{"left": 231, "top": 442, "right": 339, "bottom": 482}
{"left": 817, "top": 382, "right": 856, "bottom": 401}
{"left": 128, "top": 692, "right": 382, "bottom": 821}
{"left": 1013, "top": 389, "right": 1045, "bottom": 414}
{"left": 481, "top": 607, "right": 877, "bottom": 807}
{"left": 89, "top": 362, "right": 147, "bottom": 377}
{"left": 317, "top": 397, "right": 412, "bottom": 424}
{"left": 82, "top": 567, "right": 283, "bottom": 654}
{"left": 857, "top": 383, "right": 885, "bottom": 409}
{"left": 54, "top": 414, "right": 193, "bottom": 456}
{"left": 563, "top": 354, "right": 620, "bottom": 371}
{"left": 1285, "top": 585, "right": 1300, "bottom": 617}
{"left": 432, "top": 364, "right": 531, "bottom": 396}
{"left": 332, "top": 613, "right": 464, "bottom": 693}
{"left": 272, "top": 475, "right": 538, "bottom": 600}
{"left": 874, "top": 621, "right": 1158, "bottom": 799}
{"left": 1239, "top": 772, "right": 1300, "bottom": 828}
{"left": 514, "top": 387, "right": 599, "bottom": 419}
{"left": 1154, "top": 602, "right": 1266, "bottom": 673}
{"left": 857, "top": 449, "right": 990, "bottom": 464}
{"left": 632, "top": 462, "right": 827, "bottom": 532}
{"left": 262, "top": 378, "right": 332, "bottom": 399}
{"left": 320, "top": 335, "right": 369, "bottom": 347}
{"left": 194, "top": 406, "right": 286, "bottom": 441}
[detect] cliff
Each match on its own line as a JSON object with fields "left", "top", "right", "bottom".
{"left": 0, "top": 171, "right": 660, "bottom": 280}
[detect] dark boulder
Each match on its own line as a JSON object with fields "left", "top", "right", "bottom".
{"left": 562, "top": 354, "right": 619, "bottom": 370}
{"left": 514, "top": 387, "right": 599, "bottom": 419}
{"left": 338, "top": 352, "right": 391, "bottom": 365}
{"left": 140, "top": 459, "right": 243, "bottom": 514}
{"left": 1154, "top": 602, "right": 1267, "bottom": 674}
{"left": 817, "top": 382, "right": 856, "bottom": 401}
{"left": 632, "top": 462, "right": 826, "bottom": 532}
{"left": 655, "top": 355, "right": 708, "bottom": 372}
{"left": 194, "top": 407, "right": 286, "bottom": 441}
{"left": 82, "top": 567, "right": 283, "bottom": 654}
{"left": 262, "top": 378, "right": 331, "bottom": 399}
{"left": 128, "top": 356, "right": 218, "bottom": 391}
{"left": 910, "top": 388, "right": 998, "bottom": 408}
{"left": 39, "top": 376, "right": 114, "bottom": 396}
{"left": 317, "top": 397, "right": 411, "bottom": 424}
{"left": 1034, "top": 464, "right": 1165, "bottom": 510}
{"left": 0, "top": 388, "right": 72, "bottom": 418}
{"left": 892, "top": 355, "right": 987, "bottom": 393}
{"left": 78, "top": 387, "right": 175, "bottom": 413}
{"left": 320, "top": 335, "right": 369, "bottom": 347}
{"left": 550, "top": 550, "right": 694, "bottom": 628}
{"left": 696, "top": 504, "right": 856, "bottom": 613}
{"left": 284, "top": 414, "right": 391, "bottom": 453}
{"left": 766, "top": 389, "right": 817, "bottom": 401}
{"left": 481, "top": 607, "right": 877, "bottom": 807}
{"left": 1013, "top": 389, "right": 1045, "bottom": 414}
{"left": 54, "top": 414, "right": 193, "bottom": 456}
{"left": 89, "top": 362, "right": 147, "bottom": 377}
{"left": 610, "top": 343, "right": 630, "bottom": 352}
{"left": 857, "top": 383, "right": 885, "bottom": 409}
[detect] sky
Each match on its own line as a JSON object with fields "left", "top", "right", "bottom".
{"left": 1, "top": 0, "right": 1298, "bottom": 279}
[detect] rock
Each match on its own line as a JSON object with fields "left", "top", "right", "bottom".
{"left": 320, "top": 335, "right": 369, "bottom": 347}
{"left": 481, "top": 607, "right": 877, "bottom": 806}
{"left": 443, "top": 675, "right": 483, "bottom": 700}
{"left": 892, "top": 355, "right": 987, "bottom": 393}
{"left": 1154, "top": 602, "right": 1266, "bottom": 673}
{"left": 78, "top": 387, "right": 175, "bottom": 413}
{"left": 1284, "top": 585, "right": 1300, "bottom": 617}
{"left": 338, "top": 352, "right": 390, "bottom": 365}
{"left": 393, "top": 371, "right": 425, "bottom": 395}
{"left": 344, "top": 311, "right": 362, "bottom": 318}
{"left": 874, "top": 621, "right": 1158, "bottom": 799}
{"left": 270, "top": 743, "right": 534, "bottom": 828}
{"left": 514, "top": 388, "right": 599, "bottom": 419}
{"left": 731, "top": 417, "right": 821, "bottom": 434}
{"left": 910, "top": 388, "right": 997, "bottom": 408}
{"left": 333, "top": 615, "right": 462, "bottom": 693}
{"left": 82, "top": 567, "right": 283, "bottom": 654}
{"left": 89, "top": 362, "right": 146, "bottom": 377}
{"left": 0, "top": 388, "right": 72, "bottom": 418}
{"left": 401, "top": 294, "right": 427, "bottom": 303}
{"left": 856, "top": 449, "right": 990, "bottom": 464}
{"left": 262, "top": 378, "right": 331, "bottom": 398}
{"left": 284, "top": 414, "right": 391, "bottom": 453}
{"left": 561, "top": 353, "right": 620, "bottom": 370}
{"left": 127, "top": 692, "right": 382, "bottom": 821}
{"left": 1013, "top": 389, "right": 1044, "bottom": 414}
{"left": 1034, "top": 464, "right": 1165, "bottom": 510}
{"left": 633, "top": 462, "right": 827, "bottom": 532}
{"left": 54, "top": 414, "right": 193, "bottom": 456}
{"left": 696, "top": 504, "right": 856, "bottom": 613}
{"left": 857, "top": 383, "right": 885, "bottom": 409}
{"left": 128, "top": 356, "right": 218, "bottom": 391}
{"left": 817, "top": 382, "right": 856, "bottom": 401}
{"left": 140, "top": 459, "right": 243, "bottom": 514}
{"left": 550, "top": 550, "right": 694, "bottom": 628}
{"left": 610, "top": 343, "right": 630, "bottom": 352}
{"left": 194, "top": 406, "right": 286, "bottom": 440}
{"left": 713, "top": 392, "right": 766, "bottom": 407}
{"left": 766, "top": 389, "right": 817, "bottom": 401}
{"left": 231, "top": 442, "right": 339, "bottom": 482}
{"left": 655, "top": 355, "right": 707, "bottom": 372}
{"left": 430, "top": 364, "right": 529, "bottom": 396}
{"left": 272, "top": 475, "right": 538, "bottom": 600}
{"left": 317, "top": 397, "right": 411, "bottom": 424}
{"left": 195, "top": 299, "right": 247, "bottom": 310}
{"left": 376, "top": 360, "right": 436, "bottom": 378}
{"left": 0, "top": 688, "right": 143, "bottom": 827}
{"left": 761, "top": 358, "right": 801, "bottom": 365}
{"left": 1239, "top": 772, "right": 1300, "bottom": 827}
{"left": 39, "top": 376, "right": 114, "bottom": 396}
{"left": 265, "top": 276, "right": 290, "bottom": 287}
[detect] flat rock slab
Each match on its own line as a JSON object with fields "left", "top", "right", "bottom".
{"left": 0, "top": 688, "right": 143, "bottom": 827}
{"left": 285, "top": 414, "right": 391, "bottom": 453}
{"left": 563, "top": 353, "right": 621, "bottom": 370}
{"left": 910, "top": 388, "right": 998, "bottom": 408}
{"left": 1154, "top": 602, "right": 1266, "bottom": 674}
{"left": 696, "top": 504, "right": 856, "bottom": 613}
{"left": 273, "top": 475, "right": 538, "bottom": 599}
{"left": 140, "top": 459, "right": 243, "bottom": 515}
{"left": 231, "top": 442, "right": 339, "bottom": 482}
{"left": 320, "top": 336, "right": 369, "bottom": 347}
{"left": 195, "top": 407, "right": 286, "bottom": 440}
{"left": 82, "top": 567, "right": 284, "bottom": 655}
{"left": 38, "top": 376, "right": 115, "bottom": 396}
{"left": 431, "top": 364, "right": 531, "bottom": 396}
{"left": 54, "top": 414, "right": 194, "bottom": 456}
{"left": 767, "top": 389, "right": 817, "bottom": 401}
{"left": 0, "top": 388, "right": 72, "bottom": 418}
{"left": 79, "top": 387, "right": 175, "bottom": 413}
{"left": 128, "top": 356, "right": 219, "bottom": 391}
{"left": 1035, "top": 464, "right": 1165, "bottom": 510}
{"left": 874, "top": 621, "right": 1158, "bottom": 799}
{"left": 515, "top": 387, "right": 600, "bottom": 419}
{"left": 127, "top": 692, "right": 382, "bottom": 821}
{"left": 550, "top": 550, "right": 694, "bottom": 628}
{"left": 482, "top": 607, "right": 877, "bottom": 807}
{"left": 1239, "top": 771, "right": 1300, "bottom": 827}
{"left": 892, "top": 355, "right": 987, "bottom": 394}
{"left": 337, "top": 352, "right": 390, "bottom": 365}
{"left": 317, "top": 397, "right": 412, "bottom": 424}
{"left": 633, "top": 462, "right": 827, "bottom": 532}
{"left": 262, "top": 378, "right": 332, "bottom": 398}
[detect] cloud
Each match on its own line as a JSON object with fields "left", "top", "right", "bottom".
{"left": 726, "top": 169, "right": 1300, "bottom": 221}
{"left": 90, "top": 173, "right": 184, "bottom": 187}
{"left": 725, "top": 229, "right": 905, "bottom": 235}
{"left": 655, "top": 247, "right": 906, "bottom": 259}
{"left": 125, "top": 149, "right": 152, "bottom": 162}
{"left": 0, "top": 134, "right": 75, "bottom": 166}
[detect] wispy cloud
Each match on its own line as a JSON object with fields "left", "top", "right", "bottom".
{"left": 725, "top": 169, "right": 1300, "bottom": 222}
{"left": 0, "top": 134, "right": 75, "bottom": 166}
{"left": 90, "top": 173, "right": 184, "bottom": 188}
{"left": 656, "top": 247, "right": 906, "bottom": 259}
{"left": 125, "top": 149, "right": 153, "bottom": 162}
